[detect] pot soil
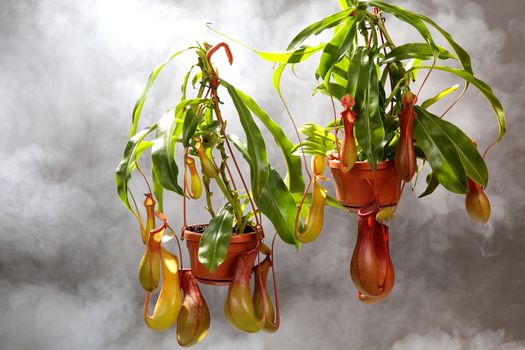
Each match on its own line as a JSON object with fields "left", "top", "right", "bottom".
{"left": 328, "top": 159, "right": 401, "bottom": 211}
{"left": 184, "top": 225, "right": 259, "bottom": 285}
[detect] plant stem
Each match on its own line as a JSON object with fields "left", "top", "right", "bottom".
{"left": 216, "top": 141, "right": 243, "bottom": 226}
{"left": 214, "top": 175, "right": 243, "bottom": 230}
{"left": 203, "top": 176, "right": 215, "bottom": 217}
{"left": 373, "top": 14, "right": 410, "bottom": 88}
{"left": 385, "top": 76, "right": 407, "bottom": 107}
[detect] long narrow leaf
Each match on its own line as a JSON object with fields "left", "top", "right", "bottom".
{"left": 152, "top": 168, "right": 164, "bottom": 212}
{"left": 222, "top": 81, "right": 269, "bottom": 200}
{"left": 229, "top": 135, "right": 301, "bottom": 248}
{"left": 236, "top": 89, "right": 305, "bottom": 193}
{"left": 415, "top": 106, "right": 488, "bottom": 186}
{"left": 318, "top": 11, "right": 363, "bottom": 80}
{"left": 182, "top": 108, "right": 203, "bottom": 147}
{"left": 413, "top": 109, "right": 467, "bottom": 193}
{"left": 363, "top": 1, "right": 439, "bottom": 58}
{"left": 130, "top": 48, "right": 193, "bottom": 136}
{"left": 353, "top": 50, "right": 384, "bottom": 169}
{"left": 418, "top": 172, "right": 440, "bottom": 198}
{"left": 151, "top": 109, "right": 184, "bottom": 195}
{"left": 287, "top": 8, "right": 355, "bottom": 50}
{"left": 411, "top": 65, "right": 506, "bottom": 143}
{"left": 115, "top": 125, "right": 158, "bottom": 212}
{"left": 198, "top": 204, "right": 234, "bottom": 272}
{"left": 383, "top": 43, "right": 455, "bottom": 64}
{"left": 256, "top": 44, "right": 325, "bottom": 64}
{"left": 421, "top": 84, "right": 460, "bottom": 109}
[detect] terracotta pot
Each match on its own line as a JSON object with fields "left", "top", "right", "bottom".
{"left": 328, "top": 159, "right": 401, "bottom": 211}
{"left": 184, "top": 225, "right": 259, "bottom": 285}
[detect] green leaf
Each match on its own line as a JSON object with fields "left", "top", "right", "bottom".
{"left": 221, "top": 81, "right": 269, "bottom": 200}
{"left": 418, "top": 172, "right": 440, "bottom": 198}
{"left": 152, "top": 168, "right": 164, "bottom": 212}
{"left": 272, "top": 64, "right": 287, "bottom": 97}
{"left": 314, "top": 82, "right": 346, "bottom": 100}
{"left": 383, "top": 43, "right": 456, "bottom": 64}
{"left": 353, "top": 50, "right": 384, "bottom": 169}
{"left": 294, "top": 122, "right": 336, "bottom": 156}
{"left": 318, "top": 10, "right": 363, "bottom": 80}
{"left": 291, "top": 141, "right": 331, "bottom": 157}
{"left": 258, "top": 168, "right": 301, "bottom": 248}
{"left": 198, "top": 204, "right": 234, "bottom": 272}
{"left": 415, "top": 106, "right": 488, "bottom": 186}
{"left": 181, "top": 65, "right": 195, "bottom": 100}
{"left": 346, "top": 47, "right": 369, "bottom": 97}
{"left": 115, "top": 125, "right": 158, "bottom": 212}
{"left": 236, "top": 88, "right": 305, "bottom": 193}
{"left": 229, "top": 135, "right": 301, "bottom": 248}
{"left": 363, "top": 1, "right": 439, "bottom": 59}
{"left": 182, "top": 108, "right": 203, "bottom": 147}
{"left": 130, "top": 48, "right": 193, "bottom": 137}
{"left": 151, "top": 109, "right": 184, "bottom": 195}
{"left": 292, "top": 192, "right": 346, "bottom": 211}
{"left": 300, "top": 122, "right": 337, "bottom": 142}
{"left": 414, "top": 11, "right": 473, "bottom": 73}
{"left": 256, "top": 44, "right": 325, "bottom": 64}
{"left": 405, "top": 58, "right": 422, "bottom": 81}
{"left": 286, "top": 8, "right": 355, "bottom": 50}
{"left": 130, "top": 141, "right": 153, "bottom": 172}
{"left": 413, "top": 108, "right": 467, "bottom": 193}
{"left": 410, "top": 65, "right": 506, "bottom": 143}
{"left": 421, "top": 84, "right": 460, "bottom": 109}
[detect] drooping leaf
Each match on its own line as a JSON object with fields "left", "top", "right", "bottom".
{"left": 256, "top": 44, "right": 326, "bottom": 64}
{"left": 198, "top": 204, "right": 234, "bottom": 272}
{"left": 346, "top": 47, "right": 369, "bottom": 97}
{"left": 229, "top": 135, "right": 300, "bottom": 248}
{"left": 353, "top": 50, "right": 384, "bottom": 169}
{"left": 383, "top": 43, "right": 456, "bottom": 64}
{"left": 410, "top": 65, "right": 506, "bottom": 143}
{"left": 221, "top": 81, "right": 269, "bottom": 200}
{"left": 413, "top": 108, "right": 467, "bottom": 193}
{"left": 418, "top": 172, "right": 440, "bottom": 198}
{"left": 318, "top": 10, "right": 363, "bottom": 80}
{"left": 258, "top": 168, "right": 301, "bottom": 248}
{"left": 421, "top": 84, "right": 460, "bottom": 109}
{"left": 415, "top": 106, "right": 488, "bottom": 186}
{"left": 181, "top": 65, "right": 195, "bottom": 100}
{"left": 182, "top": 108, "right": 203, "bottom": 147}
{"left": 130, "top": 48, "right": 193, "bottom": 136}
{"left": 314, "top": 82, "right": 346, "bottom": 100}
{"left": 152, "top": 168, "right": 164, "bottom": 212}
{"left": 236, "top": 88, "right": 305, "bottom": 193}
{"left": 292, "top": 192, "right": 346, "bottom": 211}
{"left": 413, "top": 11, "right": 473, "bottom": 73}
{"left": 286, "top": 7, "right": 356, "bottom": 50}
{"left": 151, "top": 108, "right": 184, "bottom": 195}
{"left": 362, "top": 1, "right": 439, "bottom": 59}
{"left": 272, "top": 63, "right": 287, "bottom": 97}
{"left": 116, "top": 125, "right": 158, "bottom": 212}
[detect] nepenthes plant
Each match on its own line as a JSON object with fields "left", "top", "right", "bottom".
{"left": 115, "top": 42, "right": 308, "bottom": 345}
{"left": 210, "top": 0, "right": 506, "bottom": 303}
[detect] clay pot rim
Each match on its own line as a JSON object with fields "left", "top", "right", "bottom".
{"left": 183, "top": 224, "right": 259, "bottom": 243}
{"left": 328, "top": 159, "right": 394, "bottom": 170}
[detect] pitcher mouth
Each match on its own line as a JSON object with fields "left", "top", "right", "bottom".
{"left": 328, "top": 159, "right": 394, "bottom": 170}
{"left": 183, "top": 225, "right": 259, "bottom": 243}
{"left": 357, "top": 202, "right": 380, "bottom": 217}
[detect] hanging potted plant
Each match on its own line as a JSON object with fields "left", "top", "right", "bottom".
{"left": 214, "top": 0, "right": 506, "bottom": 301}
{"left": 115, "top": 42, "right": 304, "bottom": 343}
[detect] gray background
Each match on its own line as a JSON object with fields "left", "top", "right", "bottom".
{"left": 1, "top": 0, "right": 524, "bottom": 349}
